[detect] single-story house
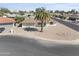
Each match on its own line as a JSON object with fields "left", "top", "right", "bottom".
{"left": 21, "top": 18, "right": 36, "bottom": 28}
{"left": 7, "top": 14, "right": 17, "bottom": 18}
{"left": 0, "top": 17, "right": 16, "bottom": 28}
{"left": 21, "top": 17, "right": 54, "bottom": 28}
{"left": 67, "top": 14, "right": 79, "bottom": 21}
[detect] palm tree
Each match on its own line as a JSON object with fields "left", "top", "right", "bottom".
{"left": 35, "top": 7, "right": 50, "bottom": 32}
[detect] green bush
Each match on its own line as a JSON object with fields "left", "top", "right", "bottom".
{"left": 15, "top": 16, "right": 25, "bottom": 23}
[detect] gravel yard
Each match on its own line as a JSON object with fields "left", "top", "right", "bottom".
{"left": 11, "top": 22, "right": 79, "bottom": 40}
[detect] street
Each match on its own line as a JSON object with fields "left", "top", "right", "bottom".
{"left": 0, "top": 35, "right": 79, "bottom": 56}
{"left": 54, "top": 18, "right": 79, "bottom": 32}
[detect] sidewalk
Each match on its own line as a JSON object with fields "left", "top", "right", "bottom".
{"left": 0, "top": 32, "right": 79, "bottom": 45}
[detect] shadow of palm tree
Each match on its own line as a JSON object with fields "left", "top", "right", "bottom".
{"left": 24, "top": 27, "right": 38, "bottom": 31}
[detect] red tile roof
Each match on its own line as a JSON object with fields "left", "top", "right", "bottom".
{"left": 0, "top": 17, "right": 15, "bottom": 23}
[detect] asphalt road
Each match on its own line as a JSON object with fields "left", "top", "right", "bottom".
{"left": 0, "top": 35, "right": 79, "bottom": 56}
{"left": 54, "top": 18, "right": 79, "bottom": 32}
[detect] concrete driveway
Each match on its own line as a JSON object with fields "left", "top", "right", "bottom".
{"left": 0, "top": 35, "right": 79, "bottom": 56}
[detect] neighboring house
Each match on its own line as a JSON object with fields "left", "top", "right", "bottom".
{"left": 21, "top": 18, "right": 36, "bottom": 28}
{"left": 0, "top": 17, "right": 16, "bottom": 28}
{"left": 24, "top": 12, "right": 34, "bottom": 18}
{"left": 6, "top": 14, "right": 17, "bottom": 18}
{"left": 6, "top": 13, "right": 25, "bottom": 18}
{"left": 66, "top": 14, "right": 79, "bottom": 21}
{"left": 24, "top": 12, "right": 34, "bottom": 16}
{"left": 21, "top": 17, "right": 53, "bottom": 28}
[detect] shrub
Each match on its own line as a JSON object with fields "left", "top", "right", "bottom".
{"left": 15, "top": 16, "right": 25, "bottom": 23}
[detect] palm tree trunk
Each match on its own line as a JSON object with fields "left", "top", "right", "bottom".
{"left": 40, "top": 20, "right": 43, "bottom": 32}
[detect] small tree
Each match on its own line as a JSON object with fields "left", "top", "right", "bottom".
{"left": 15, "top": 16, "right": 24, "bottom": 23}
{"left": 0, "top": 11, "right": 4, "bottom": 16}
{"left": 27, "top": 14, "right": 31, "bottom": 19}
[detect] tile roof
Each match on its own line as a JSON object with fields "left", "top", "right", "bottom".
{"left": 0, "top": 17, "right": 15, "bottom": 23}
{"left": 22, "top": 18, "right": 36, "bottom": 24}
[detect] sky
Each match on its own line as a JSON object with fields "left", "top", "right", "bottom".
{"left": 0, "top": 3, "right": 79, "bottom": 11}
